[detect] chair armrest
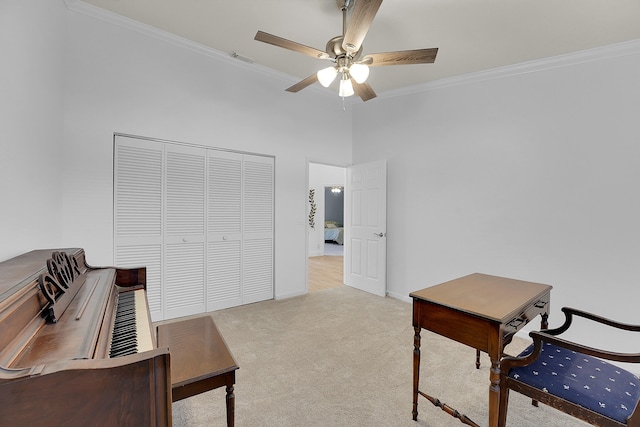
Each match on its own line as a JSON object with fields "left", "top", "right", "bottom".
{"left": 502, "top": 307, "right": 640, "bottom": 373}
{"left": 545, "top": 307, "right": 640, "bottom": 336}
{"left": 528, "top": 330, "right": 640, "bottom": 364}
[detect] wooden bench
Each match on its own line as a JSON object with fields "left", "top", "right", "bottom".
{"left": 157, "top": 316, "right": 238, "bottom": 427}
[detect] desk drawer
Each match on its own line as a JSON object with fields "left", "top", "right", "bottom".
{"left": 504, "top": 292, "right": 550, "bottom": 334}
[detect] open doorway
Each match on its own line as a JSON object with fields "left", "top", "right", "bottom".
{"left": 308, "top": 163, "right": 345, "bottom": 293}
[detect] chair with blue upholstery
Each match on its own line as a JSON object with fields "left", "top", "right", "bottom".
{"left": 498, "top": 307, "right": 640, "bottom": 427}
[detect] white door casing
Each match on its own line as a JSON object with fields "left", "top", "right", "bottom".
{"left": 344, "top": 160, "right": 387, "bottom": 297}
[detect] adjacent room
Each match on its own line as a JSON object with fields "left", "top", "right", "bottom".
{"left": 2, "top": 1, "right": 640, "bottom": 426}
{"left": 308, "top": 163, "right": 346, "bottom": 293}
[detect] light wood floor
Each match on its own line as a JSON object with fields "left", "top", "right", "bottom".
{"left": 308, "top": 256, "right": 344, "bottom": 293}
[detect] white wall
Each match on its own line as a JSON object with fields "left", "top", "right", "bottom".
{"left": 308, "top": 163, "right": 346, "bottom": 257}
{"left": 4, "top": 1, "right": 640, "bottom": 356}
{"left": 0, "top": 0, "right": 66, "bottom": 260}
{"left": 1, "top": 1, "right": 353, "bottom": 302}
{"left": 61, "top": 4, "right": 354, "bottom": 300}
{"left": 353, "top": 41, "right": 640, "bottom": 352}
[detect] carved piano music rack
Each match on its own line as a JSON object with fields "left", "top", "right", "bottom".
{"left": 0, "top": 248, "right": 172, "bottom": 426}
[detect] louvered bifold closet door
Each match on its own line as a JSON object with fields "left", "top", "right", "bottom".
{"left": 242, "top": 155, "right": 274, "bottom": 304}
{"left": 207, "top": 151, "right": 242, "bottom": 311}
{"left": 114, "top": 136, "right": 164, "bottom": 321}
{"left": 164, "top": 144, "right": 206, "bottom": 319}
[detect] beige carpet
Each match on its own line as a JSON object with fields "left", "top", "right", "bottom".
{"left": 171, "top": 286, "right": 589, "bottom": 427}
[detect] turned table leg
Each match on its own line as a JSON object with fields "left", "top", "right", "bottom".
{"left": 226, "top": 384, "right": 235, "bottom": 427}
{"left": 413, "top": 326, "right": 421, "bottom": 421}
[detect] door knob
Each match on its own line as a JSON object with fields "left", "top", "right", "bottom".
{"left": 373, "top": 232, "right": 385, "bottom": 237}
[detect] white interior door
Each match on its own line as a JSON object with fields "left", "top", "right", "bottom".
{"left": 114, "top": 136, "right": 164, "bottom": 321}
{"left": 163, "top": 144, "right": 206, "bottom": 319}
{"left": 242, "top": 154, "right": 275, "bottom": 304}
{"left": 206, "top": 150, "right": 242, "bottom": 312}
{"left": 344, "top": 160, "right": 387, "bottom": 296}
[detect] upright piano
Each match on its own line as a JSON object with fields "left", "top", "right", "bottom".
{"left": 0, "top": 248, "right": 172, "bottom": 426}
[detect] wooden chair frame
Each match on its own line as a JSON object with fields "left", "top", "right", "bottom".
{"left": 499, "top": 307, "right": 640, "bottom": 427}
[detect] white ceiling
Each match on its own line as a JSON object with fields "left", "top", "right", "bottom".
{"left": 79, "top": 0, "right": 640, "bottom": 95}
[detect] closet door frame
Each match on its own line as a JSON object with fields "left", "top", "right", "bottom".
{"left": 114, "top": 134, "right": 274, "bottom": 321}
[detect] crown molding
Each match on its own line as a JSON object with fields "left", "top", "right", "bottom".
{"left": 63, "top": 0, "right": 337, "bottom": 98}
{"left": 382, "top": 38, "right": 640, "bottom": 100}
{"left": 64, "top": 0, "right": 359, "bottom": 105}
{"left": 65, "top": 0, "right": 640, "bottom": 104}
{"left": 64, "top": 0, "right": 255, "bottom": 71}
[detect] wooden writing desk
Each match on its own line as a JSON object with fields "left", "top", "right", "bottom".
{"left": 157, "top": 316, "right": 238, "bottom": 427}
{"left": 410, "top": 273, "right": 551, "bottom": 427}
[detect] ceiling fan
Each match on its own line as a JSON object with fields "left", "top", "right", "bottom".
{"left": 254, "top": 0, "right": 438, "bottom": 102}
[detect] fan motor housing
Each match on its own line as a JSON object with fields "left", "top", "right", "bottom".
{"left": 326, "top": 35, "right": 362, "bottom": 60}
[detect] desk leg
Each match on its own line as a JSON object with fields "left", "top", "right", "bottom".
{"left": 488, "top": 356, "right": 501, "bottom": 427}
{"left": 412, "top": 326, "right": 421, "bottom": 421}
{"left": 488, "top": 329, "right": 504, "bottom": 427}
{"left": 226, "top": 384, "right": 235, "bottom": 427}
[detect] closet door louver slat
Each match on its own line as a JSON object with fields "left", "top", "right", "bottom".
{"left": 207, "top": 240, "right": 241, "bottom": 310}
{"left": 244, "top": 158, "right": 274, "bottom": 235}
{"left": 208, "top": 155, "right": 242, "bottom": 234}
{"left": 166, "top": 150, "right": 206, "bottom": 236}
{"left": 243, "top": 238, "right": 273, "bottom": 303}
{"left": 164, "top": 242, "right": 205, "bottom": 313}
{"left": 115, "top": 245, "right": 163, "bottom": 319}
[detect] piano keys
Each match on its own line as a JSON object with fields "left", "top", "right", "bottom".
{"left": 0, "top": 249, "right": 172, "bottom": 426}
{"left": 109, "top": 289, "right": 154, "bottom": 357}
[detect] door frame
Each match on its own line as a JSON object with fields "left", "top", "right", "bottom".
{"left": 306, "top": 160, "right": 387, "bottom": 297}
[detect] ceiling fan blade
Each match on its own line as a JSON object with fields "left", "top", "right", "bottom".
{"left": 342, "top": 0, "right": 383, "bottom": 54}
{"left": 362, "top": 48, "right": 438, "bottom": 66}
{"left": 255, "top": 31, "right": 329, "bottom": 59}
{"left": 352, "top": 80, "right": 377, "bottom": 102}
{"left": 285, "top": 74, "right": 319, "bottom": 93}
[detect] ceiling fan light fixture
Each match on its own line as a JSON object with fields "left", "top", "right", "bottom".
{"left": 255, "top": 0, "right": 437, "bottom": 102}
{"left": 338, "top": 76, "right": 354, "bottom": 97}
{"left": 349, "top": 63, "right": 369, "bottom": 84}
{"left": 317, "top": 66, "right": 338, "bottom": 87}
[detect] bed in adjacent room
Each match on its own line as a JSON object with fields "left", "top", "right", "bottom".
{"left": 324, "top": 221, "right": 344, "bottom": 245}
